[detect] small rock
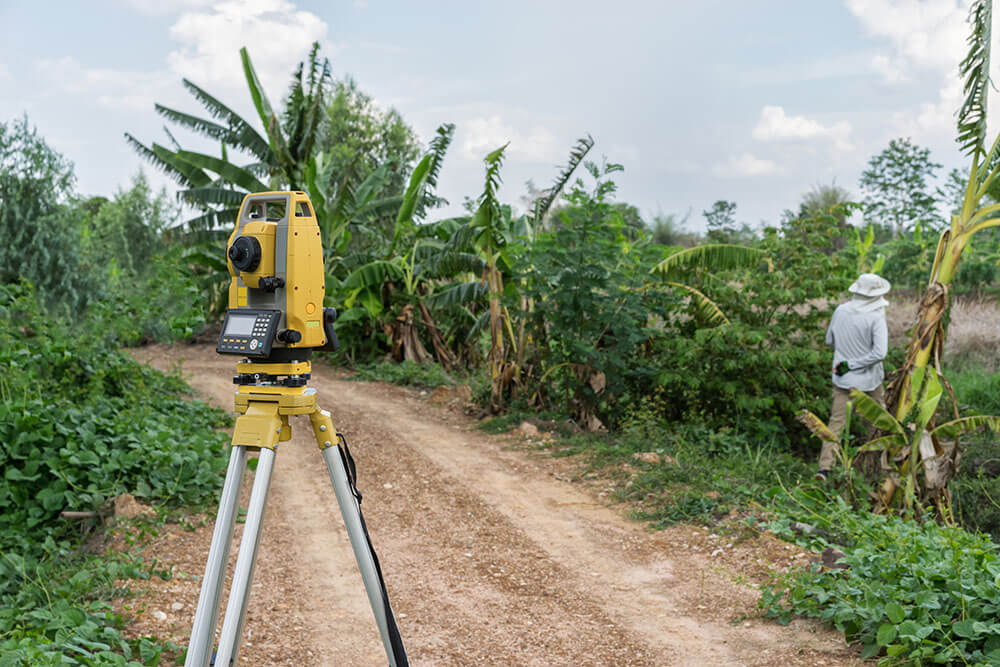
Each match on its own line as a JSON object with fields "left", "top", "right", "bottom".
{"left": 632, "top": 452, "right": 661, "bottom": 464}
{"left": 822, "top": 547, "right": 850, "bottom": 570}
{"left": 113, "top": 493, "right": 154, "bottom": 519}
{"left": 383, "top": 483, "right": 393, "bottom": 489}
{"left": 428, "top": 386, "right": 451, "bottom": 405}
{"left": 170, "top": 602, "right": 184, "bottom": 611}
{"left": 518, "top": 422, "right": 539, "bottom": 438}
{"left": 419, "top": 390, "right": 428, "bottom": 397}
{"left": 152, "top": 610, "right": 167, "bottom": 621}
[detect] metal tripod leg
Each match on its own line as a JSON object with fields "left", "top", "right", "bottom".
{"left": 185, "top": 446, "right": 246, "bottom": 667}
{"left": 311, "top": 408, "right": 408, "bottom": 667}
{"left": 213, "top": 445, "right": 277, "bottom": 667}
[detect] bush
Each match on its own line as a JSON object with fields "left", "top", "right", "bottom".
{"left": 763, "top": 494, "right": 1000, "bottom": 664}
{"left": 0, "top": 280, "right": 229, "bottom": 663}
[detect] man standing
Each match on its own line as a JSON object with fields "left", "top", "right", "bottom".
{"left": 817, "top": 273, "right": 891, "bottom": 480}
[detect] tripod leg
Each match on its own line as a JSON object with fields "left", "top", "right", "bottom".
{"left": 311, "top": 409, "right": 409, "bottom": 667}
{"left": 212, "top": 445, "right": 277, "bottom": 667}
{"left": 185, "top": 446, "right": 247, "bottom": 667}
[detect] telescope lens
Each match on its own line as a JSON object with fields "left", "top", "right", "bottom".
{"left": 229, "top": 236, "right": 262, "bottom": 272}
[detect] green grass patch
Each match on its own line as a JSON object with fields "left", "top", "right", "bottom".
{"left": 349, "top": 360, "right": 461, "bottom": 389}
{"left": 536, "top": 420, "right": 813, "bottom": 526}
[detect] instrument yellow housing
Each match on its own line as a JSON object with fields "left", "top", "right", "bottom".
{"left": 225, "top": 191, "right": 327, "bottom": 349}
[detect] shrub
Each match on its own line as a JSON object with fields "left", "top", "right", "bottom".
{"left": 0, "top": 280, "right": 228, "bottom": 663}
{"left": 763, "top": 494, "right": 1000, "bottom": 664}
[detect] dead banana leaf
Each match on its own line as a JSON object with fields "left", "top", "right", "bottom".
{"left": 797, "top": 410, "right": 838, "bottom": 442}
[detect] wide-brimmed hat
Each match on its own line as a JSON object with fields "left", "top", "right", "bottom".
{"left": 848, "top": 273, "right": 891, "bottom": 297}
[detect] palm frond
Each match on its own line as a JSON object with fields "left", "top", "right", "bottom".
{"left": 663, "top": 281, "right": 730, "bottom": 326}
{"left": 240, "top": 47, "right": 291, "bottom": 171}
{"left": 342, "top": 260, "right": 405, "bottom": 291}
{"left": 931, "top": 414, "right": 1000, "bottom": 439}
{"left": 415, "top": 123, "right": 455, "bottom": 218}
{"left": 652, "top": 244, "right": 766, "bottom": 279}
{"left": 180, "top": 79, "right": 272, "bottom": 163}
{"left": 849, "top": 389, "right": 905, "bottom": 435}
{"left": 533, "top": 135, "right": 594, "bottom": 224}
{"left": 427, "top": 280, "right": 488, "bottom": 309}
{"left": 177, "top": 187, "right": 247, "bottom": 208}
{"left": 958, "top": 0, "right": 993, "bottom": 158}
{"left": 124, "top": 133, "right": 200, "bottom": 187}
{"left": 183, "top": 207, "right": 239, "bottom": 232}
{"left": 175, "top": 150, "right": 267, "bottom": 192}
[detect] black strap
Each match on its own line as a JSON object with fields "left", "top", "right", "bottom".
{"left": 336, "top": 434, "right": 409, "bottom": 666}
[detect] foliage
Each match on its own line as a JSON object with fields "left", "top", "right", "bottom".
{"left": 0, "top": 280, "right": 229, "bottom": 663}
{"left": 85, "top": 172, "right": 177, "bottom": 278}
{"left": 859, "top": 137, "right": 943, "bottom": 234}
{"left": 0, "top": 116, "right": 102, "bottom": 313}
{"left": 350, "top": 360, "right": 464, "bottom": 389}
{"left": 320, "top": 77, "right": 421, "bottom": 202}
{"left": 518, "top": 160, "right": 668, "bottom": 427}
{"left": 762, "top": 493, "right": 1000, "bottom": 665}
{"left": 702, "top": 200, "right": 756, "bottom": 245}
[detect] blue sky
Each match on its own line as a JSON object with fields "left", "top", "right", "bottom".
{"left": 0, "top": 0, "right": 984, "bottom": 231}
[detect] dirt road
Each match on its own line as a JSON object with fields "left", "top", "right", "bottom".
{"left": 126, "top": 344, "right": 857, "bottom": 666}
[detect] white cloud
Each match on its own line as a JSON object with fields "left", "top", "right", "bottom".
{"left": 34, "top": 56, "right": 172, "bottom": 111}
{"left": 752, "top": 105, "right": 854, "bottom": 151}
{"left": 166, "top": 0, "right": 329, "bottom": 99}
{"left": 462, "top": 114, "right": 559, "bottom": 163}
{"left": 712, "top": 152, "right": 781, "bottom": 178}
{"left": 845, "top": 0, "right": 967, "bottom": 81}
{"left": 871, "top": 54, "right": 911, "bottom": 83}
{"left": 117, "top": 0, "right": 214, "bottom": 16}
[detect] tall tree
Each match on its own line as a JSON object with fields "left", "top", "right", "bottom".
{"left": 859, "top": 137, "right": 943, "bottom": 235}
{"left": 0, "top": 116, "right": 99, "bottom": 311}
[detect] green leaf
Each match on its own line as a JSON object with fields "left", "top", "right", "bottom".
{"left": 886, "top": 602, "right": 905, "bottom": 624}
{"left": 652, "top": 244, "right": 766, "bottom": 279}
{"left": 952, "top": 619, "right": 977, "bottom": 638}
{"left": 175, "top": 150, "right": 267, "bottom": 192}
{"left": 931, "top": 414, "right": 1000, "bottom": 439}
{"left": 877, "top": 622, "right": 898, "bottom": 646}
{"left": 849, "top": 389, "right": 905, "bottom": 434}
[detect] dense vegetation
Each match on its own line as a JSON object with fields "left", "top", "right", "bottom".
{"left": 3, "top": 10, "right": 1000, "bottom": 662}
{"left": 0, "top": 122, "right": 228, "bottom": 664}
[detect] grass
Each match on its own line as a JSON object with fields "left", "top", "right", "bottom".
{"left": 485, "top": 414, "right": 815, "bottom": 527}
{"left": 349, "top": 359, "right": 486, "bottom": 392}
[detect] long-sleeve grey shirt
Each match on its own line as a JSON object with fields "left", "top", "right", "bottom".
{"left": 825, "top": 300, "right": 889, "bottom": 392}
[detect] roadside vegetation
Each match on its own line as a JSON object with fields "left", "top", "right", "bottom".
{"left": 3, "top": 3, "right": 1000, "bottom": 663}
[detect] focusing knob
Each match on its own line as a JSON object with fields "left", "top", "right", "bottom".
{"left": 278, "top": 329, "right": 302, "bottom": 344}
{"left": 258, "top": 276, "right": 285, "bottom": 292}
{"left": 228, "top": 236, "right": 262, "bottom": 272}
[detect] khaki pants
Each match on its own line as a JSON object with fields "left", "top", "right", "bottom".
{"left": 818, "top": 384, "right": 885, "bottom": 471}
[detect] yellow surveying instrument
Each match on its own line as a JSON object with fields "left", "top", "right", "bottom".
{"left": 185, "top": 192, "right": 408, "bottom": 667}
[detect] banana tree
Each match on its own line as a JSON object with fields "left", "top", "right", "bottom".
{"left": 651, "top": 243, "right": 769, "bottom": 326}
{"left": 801, "top": 367, "right": 1000, "bottom": 515}
{"left": 879, "top": 0, "right": 1000, "bottom": 505}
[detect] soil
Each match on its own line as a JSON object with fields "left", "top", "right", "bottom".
{"left": 119, "top": 343, "right": 861, "bottom": 666}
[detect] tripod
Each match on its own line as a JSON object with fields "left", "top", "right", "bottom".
{"left": 184, "top": 359, "right": 408, "bottom": 667}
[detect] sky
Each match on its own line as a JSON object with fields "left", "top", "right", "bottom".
{"left": 0, "top": 0, "right": 991, "bottom": 232}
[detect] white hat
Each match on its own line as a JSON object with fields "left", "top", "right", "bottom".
{"left": 848, "top": 273, "right": 891, "bottom": 297}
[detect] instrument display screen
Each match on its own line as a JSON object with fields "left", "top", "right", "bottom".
{"left": 224, "top": 313, "right": 256, "bottom": 336}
